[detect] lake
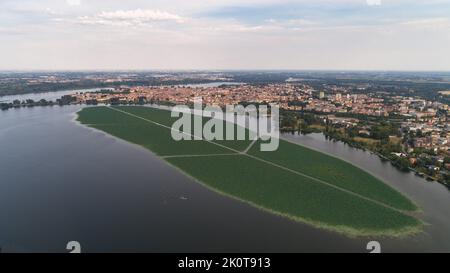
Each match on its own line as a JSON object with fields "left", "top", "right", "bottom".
{"left": 1, "top": 106, "right": 450, "bottom": 252}
{"left": 0, "top": 88, "right": 110, "bottom": 103}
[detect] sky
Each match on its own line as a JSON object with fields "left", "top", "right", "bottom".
{"left": 0, "top": 0, "right": 449, "bottom": 71}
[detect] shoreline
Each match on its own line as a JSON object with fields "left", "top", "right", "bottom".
{"left": 282, "top": 129, "right": 450, "bottom": 189}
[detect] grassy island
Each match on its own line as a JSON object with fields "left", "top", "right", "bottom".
{"left": 77, "top": 106, "right": 422, "bottom": 237}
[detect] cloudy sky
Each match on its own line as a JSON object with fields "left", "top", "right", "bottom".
{"left": 0, "top": 0, "right": 449, "bottom": 71}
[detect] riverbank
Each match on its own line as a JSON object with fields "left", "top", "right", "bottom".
{"left": 313, "top": 131, "right": 449, "bottom": 188}
{"left": 280, "top": 112, "right": 449, "bottom": 188}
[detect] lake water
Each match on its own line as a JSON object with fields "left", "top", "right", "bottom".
{"left": 0, "top": 88, "right": 109, "bottom": 103}
{"left": 1, "top": 106, "right": 449, "bottom": 253}
{"left": 0, "top": 83, "right": 243, "bottom": 103}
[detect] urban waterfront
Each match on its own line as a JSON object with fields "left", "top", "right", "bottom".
{"left": 1, "top": 105, "right": 450, "bottom": 252}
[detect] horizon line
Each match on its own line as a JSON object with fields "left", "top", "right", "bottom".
{"left": 2, "top": 69, "right": 450, "bottom": 73}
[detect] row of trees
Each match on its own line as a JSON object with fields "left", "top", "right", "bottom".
{"left": 0, "top": 95, "right": 77, "bottom": 110}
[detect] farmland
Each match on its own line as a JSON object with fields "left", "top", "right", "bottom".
{"left": 77, "top": 106, "right": 422, "bottom": 237}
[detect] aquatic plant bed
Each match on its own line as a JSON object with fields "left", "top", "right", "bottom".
{"left": 77, "top": 106, "right": 421, "bottom": 237}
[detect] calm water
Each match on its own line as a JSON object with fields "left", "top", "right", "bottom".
{"left": 0, "top": 88, "right": 109, "bottom": 103}
{"left": 0, "top": 84, "right": 242, "bottom": 103}
{"left": 0, "top": 106, "right": 449, "bottom": 252}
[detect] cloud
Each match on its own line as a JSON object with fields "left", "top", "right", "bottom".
{"left": 77, "top": 9, "right": 185, "bottom": 26}
{"left": 2, "top": 0, "right": 450, "bottom": 70}
{"left": 66, "top": 0, "right": 81, "bottom": 6}
{"left": 400, "top": 17, "right": 450, "bottom": 28}
{"left": 366, "top": 0, "right": 381, "bottom": 6}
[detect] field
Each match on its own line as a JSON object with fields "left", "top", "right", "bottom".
{"left": 353, "top": 137, "right": 381, "bottom": 145}
{"left": 77, "top": 106, "right": 422, "bottom": 237}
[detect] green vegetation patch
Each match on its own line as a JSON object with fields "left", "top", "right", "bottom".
{"left": 114, "top": 106, "right": 253, "bottom": 152}
{"left": 249, "top": 140, "right": 418, "bottom": 212}
{"left": 77, "top": 106, "right": 422, "bottom": 237}
{"left": 167, "top": 155, "right": 420, "bottom": 236}
{"left": 78, "top": 106, "right": 232, "bottom": 156}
